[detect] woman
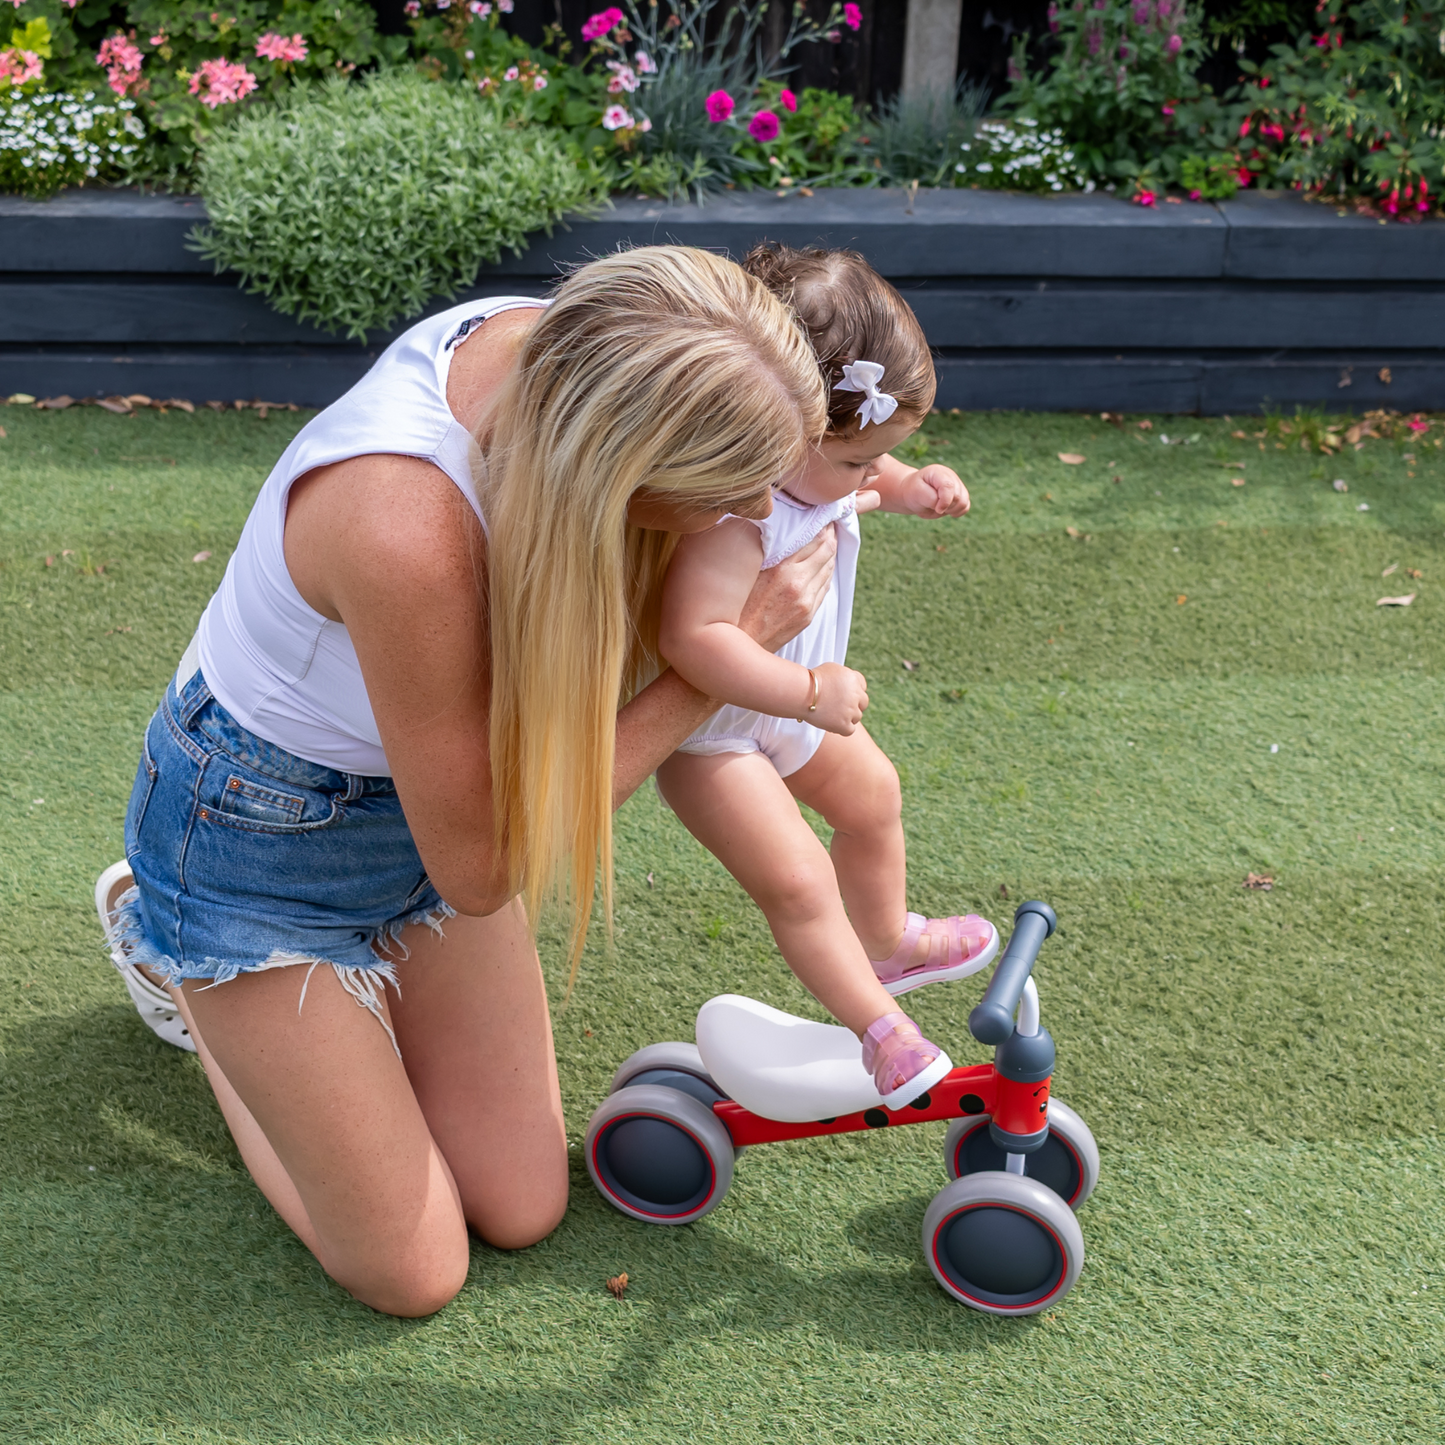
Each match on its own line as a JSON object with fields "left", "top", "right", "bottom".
{"left": 98, "top": 247, "right": 835, "bottom": 1316}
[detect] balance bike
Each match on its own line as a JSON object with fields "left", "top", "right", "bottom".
{"left": 584, "top": 901, "right": 1099, "bottom": 1315}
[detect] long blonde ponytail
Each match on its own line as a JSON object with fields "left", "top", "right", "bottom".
{"left": 480, "top": 246, "right": 827, "bottom": 984}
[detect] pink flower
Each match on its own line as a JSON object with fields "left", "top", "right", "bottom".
{"left": 705, "top": 89, "right": 733, "bottom": 123}
{"left": 581, "top": 7, "right": 623, "bottom": 42}
{"left": 256, "top": 32, "right": 308, "bottom": 63}
{"left": 149, "top": 32, "right": 167, "bottom": 45}
{"left": 748, "top": 109, "right": 781, "bottom": 141}
{"left": 1166, "top": 33, "right": 1182, "bottom": 53}
{"left": 97, "top": 34, "right": 145, "bottom": 96}
{"left": 1133, "top": 190, "right": 1156, "bottom": 207}
{"left": 1407, "top": 416, "right": 1429, "bottom": 432}
{"left": 1188, "top": 188, "right": 1203, "bottom": 200}
{"left": 1048, "top": 2, "right": 1060, "bottom": 31}
{"left": 635, "top": 49, "right": 656, "bottom": 73}
{"left": 189, "top": 56, "right": 258, "bottom": 109}
{"left": 826, "top": 28, "right": 841, "bottom": 41}
{"left": 1161, "top": 103, "right": 1174, "bottom": 115}
{"left": 639, "top": 116, "right": 651, "bottom": 132}
{"left": 503, "top": 65, "right": 519, "bottom": 79}
{"left": 0, "top": 47, "right": 43, "bottom": 86}
{"left": 404, "top": 2, "right": 419, "bottom": 15}
{"left": 469, "top": 0, "right": 491, "bottom": 13}
{"left": 1131, "top": 0, "right": 1149, "bottom": 21}
{"left": 606, "top": 60, "right": 639, "bottom": 92}
{"left": 843, "top": 2, "right": 862, "bottom": 28}
{"left": 533, "top": 73, "right": 547, "bottom": 89}
{"left": 436, "top": 0, "right": 451, "bottom": 9}
{"left": 1239, "top": 118, "right": 1251, "bottom": 137}
{"left": 779, "top": 87, "right": 797, "bottom": 112}
{"left": 499, "top": 0, "right": 513, "bottom": 10}
{"left": 602, "top": 103, "right": 633, "bottom": 130}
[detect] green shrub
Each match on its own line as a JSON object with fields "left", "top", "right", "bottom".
{"left": 866, "top": 76, "right": 990, "bottom": 187}
{"left": 193, "top": 71, "right": 607, "bottom": 339}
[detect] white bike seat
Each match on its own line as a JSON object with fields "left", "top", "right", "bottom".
{"left": 696, "top": 995, "right": 951, "bottom": 1123}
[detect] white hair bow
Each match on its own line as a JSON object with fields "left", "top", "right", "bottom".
{"left": 835, "top": 360, "right": 899, "bottom": 429}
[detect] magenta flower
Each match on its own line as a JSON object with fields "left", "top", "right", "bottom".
{"left": 748, "top": 109, "right": 781, "bottom": 141}
{"left": 581, "top": 7, "right": 624, "bottom": 42}
{"left": 779, "top": 87, "right": 797, "bottom": 112}
{"left": 189, "top": 56, "right": 258, "bottom": 109}
{"left": 602, "top": 103, "right": 633, "bottom": 130}
{"left": 255, "top": 32, "right": 308, "bottom": 63}
{"left": 705, "top": 89, "right": 734, "bottom": 123}
{"left": 843, "top": 2, "right": 862, "bottom": 29}
{"left": 1047, "top": 3, "right": 1060, "bottom": 31}
{"left": 1132, "top": 0, "right": 1149, "bottom": 21}
{"left": 1160, "top": 103, "right": 1174, "bottom": 115}
{"left": 1086, "top": 26, "right": 1102, "bottom": 55}
{"left": 1133, "top": 190, "right": 1157, "bottom": 207}
{"left": 1166, "top": 33, "right": 1182, "bottom": 54}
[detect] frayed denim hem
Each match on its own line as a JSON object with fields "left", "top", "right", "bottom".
{"left": 105, "top": 886, "right": 456, "bottom": 1059}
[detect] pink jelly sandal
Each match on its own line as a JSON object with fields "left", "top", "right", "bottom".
{"left": 871, "top": 912, "right": 1000, "bottom": 997}
{"left": 862, "top": 1011, "right": 953, "bottom": 1109}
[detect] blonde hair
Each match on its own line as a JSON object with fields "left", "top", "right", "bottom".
{"left": 743, "top": 243, "right": 936, "bottom": 434}
{"left": 480, "top": 246, "right": 827, "bottom": 983}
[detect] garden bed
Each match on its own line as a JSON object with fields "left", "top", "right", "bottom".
{"left": 3, "top": 185, "right": 1443, "bottom": 412}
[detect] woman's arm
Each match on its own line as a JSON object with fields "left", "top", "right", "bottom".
{"left": 287, "top": 457, "right": 842, "bottom": 911}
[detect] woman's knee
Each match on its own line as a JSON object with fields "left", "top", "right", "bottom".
{"left": 469, "top": 1176, "right": 569, "bottom": 1251}
{"left": 337, "top": 1236, "right": 471, "bottom": 1318}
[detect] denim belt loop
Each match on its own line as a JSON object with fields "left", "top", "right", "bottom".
{"left": 175, "top": 652, "right": 215, "bottom": 730}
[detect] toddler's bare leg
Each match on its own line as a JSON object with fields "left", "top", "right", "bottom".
{"left": 785, "top": 727, "right": 909, "bottom": 960}
{"left": 656, "top": 748, "right": 900, "bottom": 1036}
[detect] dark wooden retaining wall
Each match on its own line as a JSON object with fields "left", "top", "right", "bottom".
{"left": 3, "top": 187, "right": 1443, "bottom": 413}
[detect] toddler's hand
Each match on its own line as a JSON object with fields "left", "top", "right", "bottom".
{"left": 899, "top": 464, "right": 971, "bottom": 519}
{"left": 809, "top": 661, "right": 868, "bottom": 736}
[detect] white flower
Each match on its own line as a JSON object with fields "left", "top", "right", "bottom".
{"left": 602, "top": 103, "right": 633, "bottom": 130}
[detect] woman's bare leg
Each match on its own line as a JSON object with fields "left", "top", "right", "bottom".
{"left": 656, "top": 749, "right": 899, "bottom": 1036}
{"left": 173, "top": 905, "right": 566, "bottom": 1316}
{"left": 385, "top": 900, "right": 568, "bottom": 1250}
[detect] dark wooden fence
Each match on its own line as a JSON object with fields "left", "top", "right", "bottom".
{"left": 3, "top": 186, "right": 1442, "bottom": 413}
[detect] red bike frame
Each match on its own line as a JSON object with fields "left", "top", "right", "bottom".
{"left": 713, "top": 1061, "right": 1052, "bottom": 1148}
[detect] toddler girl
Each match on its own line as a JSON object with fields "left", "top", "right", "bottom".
{"left": 656, "top": 244, "right": 998, "bottom": 1108}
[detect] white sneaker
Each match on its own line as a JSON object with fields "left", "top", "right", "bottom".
{"left": 95, "top": 860, "right": 197, "bottom": 1053}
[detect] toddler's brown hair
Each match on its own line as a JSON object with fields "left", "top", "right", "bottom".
{"left": 743, "top": 242, "right": 935, "bottom": 436}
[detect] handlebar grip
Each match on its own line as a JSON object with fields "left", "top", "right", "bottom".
{"left": 968, "top": 901, "right": 1057, "bottom": 1045}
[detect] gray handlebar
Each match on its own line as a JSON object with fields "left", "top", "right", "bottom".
{"left": 968, "top": 901, "right": 1058, "bottom": 1045}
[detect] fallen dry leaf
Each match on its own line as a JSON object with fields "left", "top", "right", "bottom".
{"left": 1066, "top": 526, "right": 1081, "bottom": 538}
{"left": 0, "top": 426, "right": 6, "bottom": 439}
{"left": 935, "top": 543, "right": 947, "bottom": 552}
{"left": 646, "top": 872, "right": 654, "bottom": 889}
{"left": 606, "top": 1273, "right": 629, "bottom": 1300}
{"left": 104, "top": 626, "right": 133, "bottom": 635}
{"left": 205, "top": 401, "right": 226, "bottom": 412}
{"left": 1379, "top": 367, "right": 1393, "bottom": 384}
{"left": 1382, "top": 562, "right": 1399, "bottom": 576}
{"left": 97, "top": 397, "right": 131, "bottom": 415}
{"left": 1137, "top": 419, "right": 1153, "bottom": 430}
{"left": 1176, "top": 594, "right": 1188, "bottom": 605}
{"left": 1232, "top": 430, "right": 1247, "bottom": 440}
{"left": 1332, "top": 479, "right": 1348, "bottom": 492}
{"left": 1407, "top": 568, "right": 1422, "bottom": 579}
{"left": 1231, "top": 478, "right": 1245, "bottom": 487}
{"left": 1243, "top": 873, "right": 1274, "bottom": 891}
{"left": 44, "top": 556, "right": 54, "bottom": 567}
{"left": 192, "top": 550, "right": 213, "bottom": 563}
{"left": 1058, "top": 453, "right": 1085, "bottom": 465}
{"left": 7, "top": 393, "right": 35, "bottom": 405}
{"left": 799, "top": 186, "right": 814, "bottom": 197}
{"left": 125, "top": 394, "right": 153, "bottom": 407}
{"left": 37, "top": 395, "right": 74, "bottom": 411}
{"left": 1377, "top": 593, "right": 1416, "bottom": 607}
{"left": 1100, "top": 412, "right": 1125, "bottom": 427}
{"left": 901, "top": 659, "right": 919, "bottom": 671}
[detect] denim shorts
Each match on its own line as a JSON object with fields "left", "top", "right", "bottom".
{"left": 114, "top": 668, "right": 453, "bottom": 1028}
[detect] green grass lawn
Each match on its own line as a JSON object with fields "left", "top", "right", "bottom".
{"left": 2, "top": 401, "right": 1443, "bottom": 1443}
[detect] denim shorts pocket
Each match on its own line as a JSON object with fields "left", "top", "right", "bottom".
{"left": 217, "top": 774, "right": 307, "bottom": 826}
{"left": 124, "top": 725, "right": 160, "bottom": 860}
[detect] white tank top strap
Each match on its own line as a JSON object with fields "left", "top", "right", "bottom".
{"left": 192, "top": 296, "right": 545, "bottom": 776}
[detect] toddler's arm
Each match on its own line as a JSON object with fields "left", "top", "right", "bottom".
{"left": 861, "top": 452, "right": 971, "bottom": 519}
{"left": 660, "top": 518, "right": 867, "bottom": 735}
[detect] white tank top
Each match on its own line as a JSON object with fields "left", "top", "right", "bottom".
{"left": 194, "top": 296, "right": 545, "bottom": 776}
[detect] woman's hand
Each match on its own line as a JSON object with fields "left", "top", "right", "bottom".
{"left": 737, "top": 523, "right": 837, "bottom": 653}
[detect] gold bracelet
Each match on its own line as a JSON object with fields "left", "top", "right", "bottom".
{"left": 797, "top": 667, "right": 820, "bottom": 723}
